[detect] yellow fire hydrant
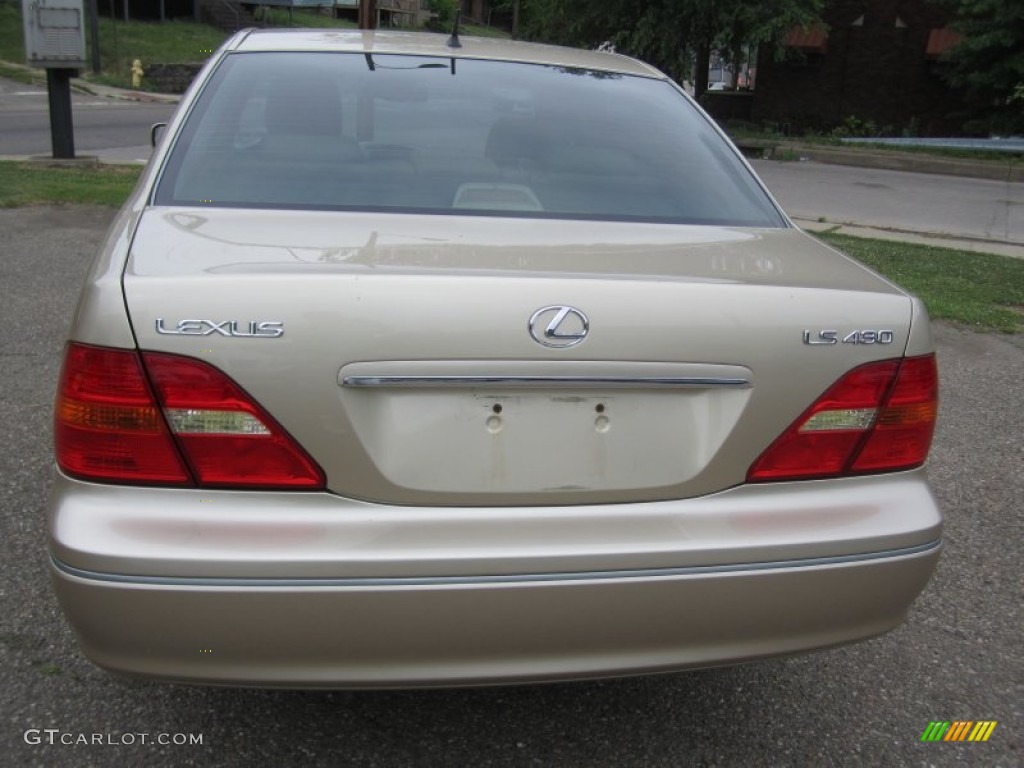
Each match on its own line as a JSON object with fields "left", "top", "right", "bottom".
{"left": 131, "top": 59, "right": 144, "bottom": 89}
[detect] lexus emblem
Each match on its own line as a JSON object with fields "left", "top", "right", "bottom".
{"left": 528, "top": 305, "right": 589, "bottom": 348}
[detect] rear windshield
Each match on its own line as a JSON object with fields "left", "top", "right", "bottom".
{"left": 154, "top": 51, "right": 786, "bottom": 227}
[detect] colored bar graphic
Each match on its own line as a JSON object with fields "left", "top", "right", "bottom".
{"left": 921, "top": 722, "right": 950, "bottom": 741}
{"left": 921, "top": 721, "right": 997, "bottom": 742}
{"left": 945, "top": 721, "right": 972, "bottom": 741}
{"left": 968, "top": 722, "right": 998, "bottom": 742}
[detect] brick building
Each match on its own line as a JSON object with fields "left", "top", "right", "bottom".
{"left": 752, "top": 0, "right": 968, "bottom": 136}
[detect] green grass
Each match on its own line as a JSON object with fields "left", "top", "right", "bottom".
{"left": 0, "top": 58, "right": 42, "bottom": 85}
{"left": 82, "top": 17, "right": 227, "bottom": 89}
{"left": 819, "top": 232, "right": 1024, "bottom": 333}
{"left": 0, "top": 161, "right": 141, "bottom": 207}
{"left": 92, "top": 17, "right": 225, "bottom": 67}
{"left": 255, "top": 7, "right": 357, "bottom": 29}
{"left": 0, "top": 2, "right": 227, "bottom": 89}
{"left": 460, "top": 22, "right": 512, "bottom": 39}
{"left": 0, "top": 2, "right": 24, "bottom": 61}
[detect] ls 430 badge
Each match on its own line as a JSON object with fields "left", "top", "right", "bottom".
{"left": 803, "top": 329, "right": 894, "bottom": 346}
{"left": 156, "top": 319, "right": 284, "bottom": 338}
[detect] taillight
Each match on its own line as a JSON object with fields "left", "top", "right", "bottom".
{"left": 56, "top": 344, "right": 191, "bottom": 485}
{"left": 747, "top": 355, "right": 938, "bottom": 482}
{"left": 55, "top": 343, "right": 325, "bottom": 490}
{"left": 142, "top": 351, "right": 324, "bottom": 489}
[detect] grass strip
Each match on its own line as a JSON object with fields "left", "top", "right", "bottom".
{"left": 0, "top": 59, "right": 43, "bottom": 86}
{"left": 255, "top": 7, "right": 357, "bottom": 29}
{"left": 819, "top": 232, "right": 1024, "bottom": 333}
{"left": 0, "top": 161, "right": 142, "bottom": 208}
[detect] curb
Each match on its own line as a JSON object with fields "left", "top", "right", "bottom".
{"left": 735, "top": 139, "right": 1023, "bottom": 183}
{"left": 795, "top": 218, "right": 1024, "bottom": 261}
{"left": 0, "top": 59, "right": 181, "bottom": 104}
{"left": 73, "top": 81, "right": 181, "bottom": 104}
{"left": 782, "top": 144, "right": 1023, "bottom": 184}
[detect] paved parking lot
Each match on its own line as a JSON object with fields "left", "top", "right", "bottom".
{"left": 1, "top": 206, "right": 1020, "bottom": 767}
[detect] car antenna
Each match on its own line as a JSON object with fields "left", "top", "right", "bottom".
{"left": 447, "top": 10, "right": 462, "bottom": 49}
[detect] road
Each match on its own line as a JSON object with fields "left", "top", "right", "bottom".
{"left": 0, "top": 206, "right": 1021, "bottom": 767}
{"left": 0, "top": 77, "right": 174, "bottom": 158}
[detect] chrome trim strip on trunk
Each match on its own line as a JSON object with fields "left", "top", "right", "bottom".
{"left": 51, "top": 540, "right": 940, "bottom": 588}
{"left": 342, "top": 375, "right": 751, "bottom": 389}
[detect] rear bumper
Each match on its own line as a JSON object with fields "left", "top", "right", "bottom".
{"left": 51, "top": 543, "right": 939, "bottom": 687}
{"left": 48, "top": 470, "right": 942, "bottom": 687}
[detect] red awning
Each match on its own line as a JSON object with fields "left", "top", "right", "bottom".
{"left": 784, "top": 24, "right": 828, "bottom": 53}
{"left": 926, "top": 28, "right": 964, "bottom": 59}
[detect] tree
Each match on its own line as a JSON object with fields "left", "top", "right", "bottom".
{"left": 514, "top": 0, "right": 711, "bottom": 85}
{"left": 714, "top": 0, "right": 823, "bottom": 89}
{"left": 942, "top": 0, "right": 1024, "bottom": 134}
{"left": 426, "top": 0, "right": 460, "bottom": 31}
{"left": 514, "top": 0, "right": 822, "bottom": 96}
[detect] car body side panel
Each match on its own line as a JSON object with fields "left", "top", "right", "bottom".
{"left": 905, "top": 296, "right": 935, "bottom": 357}
{"left": 64, "top": 205, "right": 139, "bottom": 349}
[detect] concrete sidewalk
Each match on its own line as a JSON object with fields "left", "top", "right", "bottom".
{"left": 795, "top": 217, "right": 1024, "bottom": 260}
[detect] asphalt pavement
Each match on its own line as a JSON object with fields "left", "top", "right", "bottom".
{"left": 0, "top": 206, "right": 1021, "bottom": 768}
{"left": 0, "top": 76, "right": 174, "bottom": 157}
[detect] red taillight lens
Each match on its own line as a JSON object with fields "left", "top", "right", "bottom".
{"left": 850, "top": 356, "right": 938, "bottom": 473}
{"left": 55, "top": 344, "right": 191, "bottom": 484}
{"left": 142, "top": 352, "right": 324, "bottom": 489}
{"left": 747, "top": 354, "right": 938, "bottom": 482}
{"left": 55, "top": 343, "right": 325, "bottom": 490}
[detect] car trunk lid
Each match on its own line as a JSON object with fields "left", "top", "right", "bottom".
{"left": 123, "top": 208, "right": 912, "bottom": 505}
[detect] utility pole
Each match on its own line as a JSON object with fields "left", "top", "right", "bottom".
{"left": 359, "top": 0, "right": 376, "bottom": 30}
{"left": 87, "top": 0, "right": 100, "bottom": 73}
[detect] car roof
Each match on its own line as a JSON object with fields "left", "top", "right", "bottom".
{"left": 230, "top": 28, "right": 665, "bottom": 79}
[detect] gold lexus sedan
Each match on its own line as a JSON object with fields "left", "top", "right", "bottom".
{"left": 48, "top": 29, "right": 941, "bottom": 687}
